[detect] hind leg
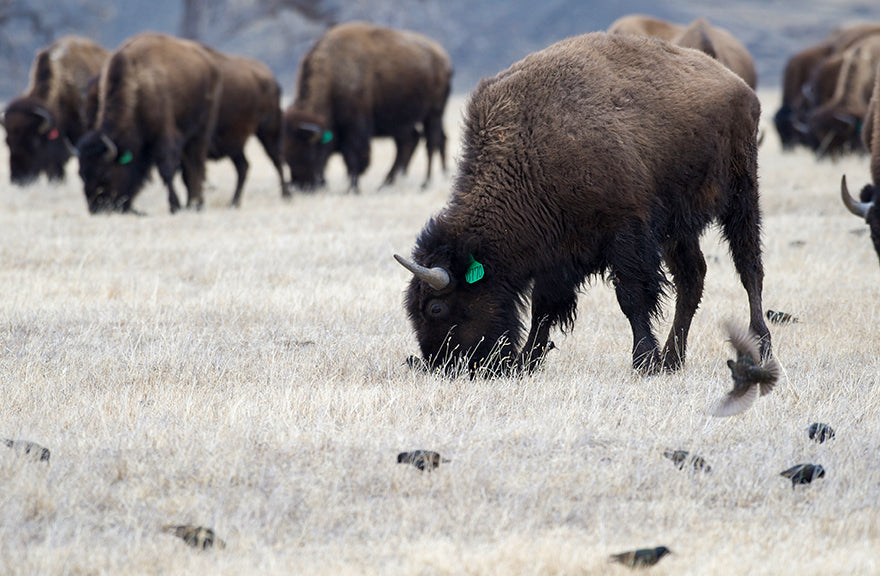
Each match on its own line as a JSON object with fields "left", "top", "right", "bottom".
{"left": 661, "top": 237, "right": 707, "bottom": 371}
{"left": 720, "top": 171, "right": 771, "bottom": 357}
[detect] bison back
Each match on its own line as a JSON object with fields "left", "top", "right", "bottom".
{"left": 457, "top": 32, "right": 759, "bottom": 228}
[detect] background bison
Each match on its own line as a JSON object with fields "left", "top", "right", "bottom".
{"left": 77, "top": 32, "right": 221, "bottom": 214}
{"left": 397, "top": 32, "right": 771, "bottom": 376}
{"left": 283, "top": 21, "right": 452, "bottom": 193}
{"left": 2, "top": 36, "right": 108, "bottom": 185}
{"left": 201, "top": 47, "right": 287, "bottom": 207}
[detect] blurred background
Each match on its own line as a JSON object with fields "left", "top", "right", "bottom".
{"left": 0, "top": 0, "right": 878, "bottom": 99}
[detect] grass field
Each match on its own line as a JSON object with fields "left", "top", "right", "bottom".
{"left": 1, "top": 90, "right": 878, "bottom": 575}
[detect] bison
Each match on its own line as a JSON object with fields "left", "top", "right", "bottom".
{"left": 774, "top": 24, "right": 880, "bottom": 150}
{"left": 395, "top": 32, "right": 771, "bottom": 376}
{"left": 77, "top": 32, "right": 221, "bottom": 214}
{"left": 840, "top": 66, "right": 880, "bottom": 266}
{"left": 608, "top": 15, "right": 756, "bottom": 89}
{"left": 283, "top": 21, "right": 452, "bottom": 193}
{"left": 2, "top": 36, "right": 108, "bottom": 184}
{"left": 807, "top": 33, "right": 880, "bottom": 158}
{"left": 200, "top": 47, "right": 287, "bottom": 206}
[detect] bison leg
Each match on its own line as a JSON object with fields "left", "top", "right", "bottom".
{"left": 255, "top": 121, "right": 288, "bottom": 199}
{"left": 519, "top": 273, "right": 580, "bottom": 372}
{"left": 341, "top": 123, "right": 371, "bottom": 194}
{"left": 382, "top": 127, "right": 419, "bottom": 189}
{"left": 156, "top": 149, "right": 182, "bottom": 214}
{"left": 660, "top": 238, "right": 707, "bottom": 371}
{"left": 720, "top": 174, "right": 771, "bottom": 358}
{"left": 180, "top": 138, "right": 210, "bottom": 211}
{"left": 423, "top": 113, "right": 447, "bottom": 187}
{"left": 609, "top": 229, "right": 664, "bottom": 374}
{"left": 228, "top": 150, "right": 249, "bottom": 208}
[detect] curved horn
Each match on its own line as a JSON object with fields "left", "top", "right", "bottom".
{"left": 32, "top": 106, "right": 53, "bottom": 134}
{"left": 100, "top": 133, "right": 118, "bottom": 162}
{"left": 297, "top": 122, "right": 323, "bottom": 144}
{"left": 841, "top": 175, "right": 873, "bottom": 219}
{"left": 832, "top": 112, "right": 859, "bottom": 127}
{"left": 394, "top": 254, "right": 451, "bottom": 291}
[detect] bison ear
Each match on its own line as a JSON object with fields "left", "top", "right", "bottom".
{"left": 321, "top": 130, "right": 333, "bottom": 144}
{"left": 465, "top": 254, "right": 485, "bottom": 284}
{"left": 118, "top": 150, "right": 133, "bottom": 165}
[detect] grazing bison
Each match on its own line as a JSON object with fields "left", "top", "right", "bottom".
{"left": 283, "top": 21, "right": 452, "bottom": 193}
{"left": 840, "top": 67, "right": 880, "bottom": 266}
{"left": 2, "top": 36, "right": 108, "bottom": 184}
{"left": 607, "top": 14, "right": 683, "bottom": 41}
{"left": 808, "top": 34, "right": 880, "bottom": 157}
{"left": 774, "top": 24, "right": 880, "bottom": 150}
{"left": 201, "top": 47, "right": 287, "bottom": 206}
{"left": 396, "top": 32, "right": 771, "bottom": 376}
{"left": 77, "top": 32, "right": 221, "bottom": 214}
{"left": 672, "top": 18, "right": 757, "bottom": 89}
{"left": 608, "top": 15, "right": 756, "bottom": 89}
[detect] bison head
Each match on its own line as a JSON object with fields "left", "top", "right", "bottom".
{"left": 282, "top": 108, "right": 333, "bottom": 191}
{"left": 807, "top": 106, "right": 864, "bottom": 157}
{"left": 841, "top": 175, "right": 880, "bottom": 266}
{"left": 2, "top": 98, "right": 70, "bottom": 184}
{"left": 76, "top": 130, "right": 145, "bottom": 214}
{"left": 396, "top": 223, "right": 526, "bottom": 376}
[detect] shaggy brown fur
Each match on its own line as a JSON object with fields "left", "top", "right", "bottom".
{"left": 775, "top": 24, "right": 880, "bottom": 150}
{"left": 200, "top": 47, "right": 286, "bottom": 206}
{"left": 400, "top": 32, "right": 770, "bottom": 376}
{"left": 77, "top": 32, "right": 222, "bottom": 214}
{"left": 3, "top": 36, "right": 108, "bottom": 184}
{"left": 283, "top": 21, "right": 452, "bottom": 193}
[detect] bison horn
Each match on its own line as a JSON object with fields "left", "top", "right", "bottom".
{"left": 841, "top": 175, "right": 873, "bottom": 219}
{"left": 297, "top": 122, "right": 323, "bottom": 144}
{"left": 32, "top": 106, "right": 53, "bottom": 134}
{"left": 394, "top": 254, "right": 451, "bottom": 291}
{"left": 100, "top": 133, "right": 118, "bottom": 162}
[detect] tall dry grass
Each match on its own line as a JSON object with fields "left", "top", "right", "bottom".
{"left": 0, "top": 91, "right": 878, "bottom": 575}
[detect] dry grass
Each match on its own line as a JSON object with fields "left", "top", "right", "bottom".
{"left": 1, "top": 91, "right": 878, "bottom": 575}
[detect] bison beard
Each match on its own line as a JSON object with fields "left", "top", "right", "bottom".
{"left": 397, "top": 32, "right": 771, "bottom": 377}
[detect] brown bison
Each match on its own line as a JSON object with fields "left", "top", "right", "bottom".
{"left": 775, "top": 24, "right": 880, "bottom": 150}
{"left": 808, "top": 33, "right": 880, "bottom": 157}
{"left": 77, "top": 32, "right": 221, "bottom": 214}
{"left": 608, "top": 15, "right": 756, "bottom": 89}
{"left": 607, "top": 14, "right": 683, "bottom": 41}
{"left": 672, "top": 18, "right": 757, "bottom": 89}
{"left": 200, "top": 47, "right": 287, "bottom": 206}
{"left": 283, "top": 21, "right": 452, "bottom": 193}
{"left": 2, "top": 36, "right": 108, "bottom": 184}
{"left": 396, "top": 32, "right": 771, "bottom": 376}
{"left": 840, "top": 66, "right": 880, "bottom": 266}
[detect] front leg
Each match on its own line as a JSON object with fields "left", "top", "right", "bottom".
{"left": 518, "top": 273, "right": 580, "bottom": 373}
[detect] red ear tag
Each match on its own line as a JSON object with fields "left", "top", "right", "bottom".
{"left": 47, "top": 128, "right": 59, "bottom": 140}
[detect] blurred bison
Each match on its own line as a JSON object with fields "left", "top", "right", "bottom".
{"left": 2, "top": 36, "right": 108, "bottom": 184}
{"left": 807, "top": 33, "right": 880, "bottom": 157}
{"left": 283, "top": 21, "right": 452, "bottom": 193}
{"left": 77, "top": 33, "right": 221, "bottom": 214}
{"left": 775, "top": 24, "right": 880, "bottom": 150}
{"left": 396, "top": 32, "right": 770, "bottom": 376}
{"left": 608, "top": 15, "right": 756, "bottom": 88}
{"left": 840, "top": 67, "right": 880, "bottom": 266}
{"left": 202, "top": 47, "right": 287, "bottom": 206}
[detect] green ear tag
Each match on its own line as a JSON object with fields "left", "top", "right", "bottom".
{"left": 321, "top": 130, "right": 333, "bottom": 144}
{"left": 118, "top": 150, "right": 133, "bottom": 165}
{"left": 465, "top": 254, "right": 484, "bottom": 284}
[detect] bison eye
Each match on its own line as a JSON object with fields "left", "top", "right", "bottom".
{"left": 426, "top": 299, "right": 449, "bottom": 319}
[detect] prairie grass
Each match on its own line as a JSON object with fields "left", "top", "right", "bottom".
{"left": 0, "top": 91, "right": 878, "bottom": 575}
